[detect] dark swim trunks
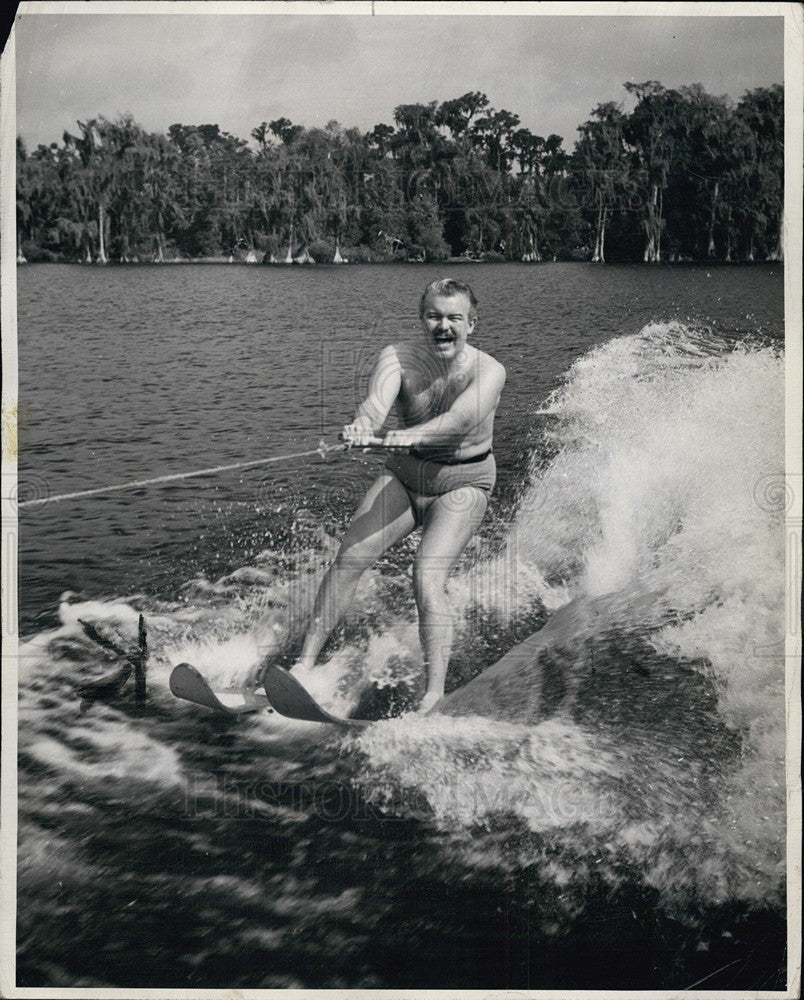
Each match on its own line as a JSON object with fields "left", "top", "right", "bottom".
{"left": 385, "top": 450, "right": 496, "bottom": 526}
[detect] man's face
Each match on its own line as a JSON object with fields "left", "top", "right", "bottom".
{"left": 420, "top": 292, "right": 476, "bottom": 361}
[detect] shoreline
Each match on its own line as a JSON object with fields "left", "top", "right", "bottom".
{"left": 15, "top": 257, "right": 783, "bottom": 267}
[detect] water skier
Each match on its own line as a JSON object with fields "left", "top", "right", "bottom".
{"left": 255, "top": 278, "right": 505, "bottom": 713}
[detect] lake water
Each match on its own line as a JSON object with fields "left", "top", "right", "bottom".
{"left": 14, "top": 262, "right": 787, "bottom": 989}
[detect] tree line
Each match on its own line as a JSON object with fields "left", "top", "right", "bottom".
{"left": 16, "top": 81, "right": 783, "bottom": 265}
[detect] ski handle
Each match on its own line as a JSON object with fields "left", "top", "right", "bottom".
{"left": 337, "top": 432, "right": 410, "bottom": 452}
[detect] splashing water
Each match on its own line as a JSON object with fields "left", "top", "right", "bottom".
{"left": 349, "top": 322, "right": 786, "bottom": 912}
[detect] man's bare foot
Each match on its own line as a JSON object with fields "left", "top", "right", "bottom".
{"left": 247, "top": 656, "right": 316, "bottom": 688}
{"left": 243, "top": 663, "right": 266, "bottom": 689}
{"left": 416, "top": 691, "right": 443, "bottom": 715}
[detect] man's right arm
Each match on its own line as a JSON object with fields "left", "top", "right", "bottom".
{"left": 342, "top": 345, "right": 402, "bottom": 445}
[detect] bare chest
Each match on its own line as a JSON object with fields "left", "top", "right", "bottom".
{"left": 398, "top": 368, "right": 468, "bottom": 422}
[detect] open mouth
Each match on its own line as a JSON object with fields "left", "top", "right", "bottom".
{"left": 434, "top": 333, "right": 455, "bottom": 346}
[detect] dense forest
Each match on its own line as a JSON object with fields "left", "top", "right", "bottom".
{"left": 16, "top": 81, "right": 783, "bottom": 265}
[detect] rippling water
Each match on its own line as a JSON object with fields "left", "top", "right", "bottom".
{"left": 14, "top": 262, "right": 787, "bottom": 989}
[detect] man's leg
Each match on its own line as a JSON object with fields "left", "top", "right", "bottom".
{"left": 413, "top": 486, "right": 488, "bottom": 712}
{"left": 283, "top": 471, "right": 416, "bottom": 675}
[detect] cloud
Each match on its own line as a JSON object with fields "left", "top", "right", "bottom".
{"left": 14, "top": 10, "right": 784, "bottom": 151}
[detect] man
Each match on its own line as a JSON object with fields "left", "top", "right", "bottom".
{"left": 266, "top": 277, "right": 505, "bottom": 713}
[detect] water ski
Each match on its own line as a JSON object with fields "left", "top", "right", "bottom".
{"left": 169, "top": 662, "right": 271, "bottom": 715}
{"left": 262, "top": 664, "right": 372, "bottom": 728}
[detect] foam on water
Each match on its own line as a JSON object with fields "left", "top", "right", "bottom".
{"left": 517, "top": 323, "right": 785, "bottom": 751}
{"left": 353, "top": 713, "right": 623, "bottom": 831}
{"left": 512, "top": 322, "right": 782, "bottom": 600}
{"left": 24, "top": 723, "right": 183, "bottom": 789}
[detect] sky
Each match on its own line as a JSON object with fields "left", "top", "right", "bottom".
{"left": 12, "top": 3, "right": 785, "bottom": 153}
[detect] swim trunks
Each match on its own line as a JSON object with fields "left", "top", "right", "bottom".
{"left": 385, "top": 450, "right": 496, "bottom": 526}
